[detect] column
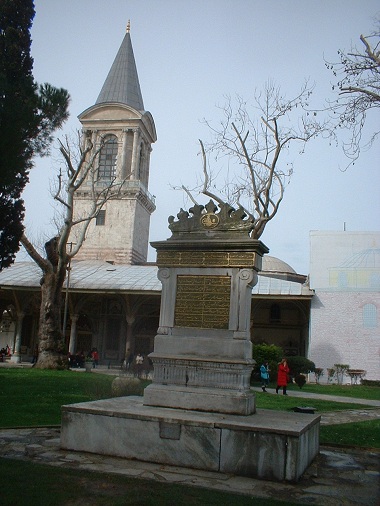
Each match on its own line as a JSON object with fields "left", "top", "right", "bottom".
{"left": 130, "top": 129, "right": 140, "bottom": 179}
{"left": 10, "top": 311, "right": 25, "bottom": 363}
{"left": 120, "top": 128, "right": 129, "bottom": 180}
{"left": 125, "top": 315, "right": 135, "bottom": 357}
{"left": 68, "top": 314, "right": 79, "bottom": 355}
{"left": 145, "top": 146, "right": 152, "bottom": 186}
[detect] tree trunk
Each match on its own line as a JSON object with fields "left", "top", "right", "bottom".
{"left": 35, "top": 269, "right": 66, "bottom": 369}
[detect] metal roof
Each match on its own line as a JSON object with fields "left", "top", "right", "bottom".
{"left": 95, "top": 30, "right": 144, "bottom": 110}
{"left": 0, "top": 261, "right": 161, "bottom": 293}
{"left": 0, "top": 261, "right": 313, "bottom": 297}
{"left": 252, "top": 275, "right": 313, "bottom": 296}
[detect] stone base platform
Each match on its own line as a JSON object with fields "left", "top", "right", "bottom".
{"left": 61, "top": 396, "right": 320, "bottom": 482}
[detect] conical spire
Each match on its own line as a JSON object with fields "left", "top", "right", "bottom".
{"left": 96, "top": 22, "right": 144, "bottom": 110}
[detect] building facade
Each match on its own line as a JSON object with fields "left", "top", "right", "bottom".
{"left": 309, "top": 231, "right": 380, "bottom": 381}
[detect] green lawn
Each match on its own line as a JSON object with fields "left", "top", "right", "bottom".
{"left": 284, "top": 382, "right": 380, "bottom": 400}
{"left": 0, "top": 458, "right": 297, "bottom": 506}
{"left": 1, "top": 368, "right": 379, "bottom": 450}
{"left": 320, "top": 419, "right": 380, "bottom": 448}
{"left": 0, "top": 367, "right": 379, "bottom": 504}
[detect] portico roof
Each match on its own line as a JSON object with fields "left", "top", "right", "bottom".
{"left": 0, "top": 261, "right": 313, "bottom": 297}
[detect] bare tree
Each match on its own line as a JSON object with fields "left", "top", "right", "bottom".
{"left": 325, "top": 24, "right": 380, "bottom": 167}
{"left": 20, "top": 132, "right": 127, "bottom": 368}
{"left": 181, "top": 82, "right": 324, "bottom": 239}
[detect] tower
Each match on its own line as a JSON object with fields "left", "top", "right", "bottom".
{"left": 73, "top": 22, "right": 157, "bottom": 264}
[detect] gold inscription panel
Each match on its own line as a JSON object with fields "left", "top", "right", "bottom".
{"left": 157, "top": 250, "right": 256, "bottom": 268}
{"left": 175, "top": 275, "right": 231, "bottom": 329}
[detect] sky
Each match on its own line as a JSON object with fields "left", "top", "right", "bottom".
{"left": 20, "top": 0, "right": 380, "bottom": 274}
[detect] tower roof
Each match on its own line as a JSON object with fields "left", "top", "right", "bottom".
{"left": 95, "top": 23, "right": 144, "bottom": 111}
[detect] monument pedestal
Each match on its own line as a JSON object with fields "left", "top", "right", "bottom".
{"left": 61, "top": 396, "right": 320, "bottom": 482}
{"left": 61, "top": 201, "right": 320, "bottom": 482}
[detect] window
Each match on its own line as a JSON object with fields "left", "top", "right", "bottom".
{"left": 338, "top": 271, "right": 348, "bottom": 288}
{"left": 270, "top": 304, "right": 281, "bottom": 323}
{"left": 363, "top": 304, "right": 377, "bottom": 328}
{"left": 96, "top": 210, "right": 106, "bottom": 226}
{"left": 98, "top": 135, "right": 118, "bottom": 181}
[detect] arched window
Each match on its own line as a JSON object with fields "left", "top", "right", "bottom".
{"left": 98, "top": 135, "right": 118, "bottom": 181}
{"left": 363, "top": 304, "right": 377, "bottom": 328}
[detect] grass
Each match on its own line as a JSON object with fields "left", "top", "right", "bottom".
{"left": 0, "top": 458, "right": 296, "bottom": 506}
{"left": 284, "top": 382, "right": 380, "bottom": 400}
{"left": 1, "top": 368, "right": 379, "bottom": 449}
{"left": 0, "top": 367, "right": 379, "bottom": 504}
{"left": 0, "top": 368, "right": 116, "bottom": 427}
{"left": 320, "top": 419, "right": 380, "bottom": 448}
{"left": 0, "top": 369, "right": 378, "bottom": 427}
{"left": 254, "top": 390, "right": 373, "bottom": 413}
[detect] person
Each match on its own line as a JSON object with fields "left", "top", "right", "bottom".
{"left": 260, "top": 362, "right": 270, "bottom": 392}
{"left": 91, "top": 348, "right": 99, "bottom": 368}
{"left": 135, "top": 353, "right": 143, "bottom": 377}
{"left": 76, "top": 350, "right": 85, "bottom": 368}
{"left": 276, "top": 358, "right": 290, "bottom": 395}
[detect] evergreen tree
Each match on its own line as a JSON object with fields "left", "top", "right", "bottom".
{"left": 0, "top": 0, "right": 69, "bottom": 270}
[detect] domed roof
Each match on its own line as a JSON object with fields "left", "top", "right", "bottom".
{"left": 262, "top": 255, "right": 296, "bottom": 274}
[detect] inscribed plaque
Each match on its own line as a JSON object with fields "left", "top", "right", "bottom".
{"left": 174, "top": 275, "right": 231, "bottom": 329}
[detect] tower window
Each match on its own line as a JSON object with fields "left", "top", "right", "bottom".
{"left": 98, "top": 135, "right": 118, "bottom": 181}
{"left": 96, "top": 210, "right": 106, "bottom": 226}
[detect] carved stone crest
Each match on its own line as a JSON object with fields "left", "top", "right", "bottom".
{"left": 168, "top": 200, "right": 254, "bottom": 238}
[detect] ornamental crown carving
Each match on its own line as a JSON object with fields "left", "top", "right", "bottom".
{"left": 168, "top": 200, "right": 254, "bottom": 237}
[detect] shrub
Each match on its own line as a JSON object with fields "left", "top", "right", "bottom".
{"left": 111, "top": 376, "right": 144, "bottom": 396}
{"left": 362, "top": 379, "right": 380, "bottom": 387}
{"left": 295, "top": 373, "right": 307, "bottom": 389}
{"left": 286, "top": 356, "right": 315, "bottom": 378}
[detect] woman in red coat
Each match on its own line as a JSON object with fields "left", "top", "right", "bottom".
{"left": 276, "top": 358, "right": 290, "bottom": 395}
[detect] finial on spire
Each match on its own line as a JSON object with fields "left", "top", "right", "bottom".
{"left": 126, "top": 20, "right": 130, "bottom": 33}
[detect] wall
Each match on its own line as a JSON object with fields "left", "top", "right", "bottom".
{"left": 309, "top": 231, "right": 380, "bottom": 381}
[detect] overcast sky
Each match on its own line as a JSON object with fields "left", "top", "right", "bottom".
{"left": 21, "top": 0, "right": 380, "bottom": 274}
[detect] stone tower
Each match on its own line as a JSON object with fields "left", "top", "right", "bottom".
{"left": 73, "top": 22, "right": 157, "bottom": 264}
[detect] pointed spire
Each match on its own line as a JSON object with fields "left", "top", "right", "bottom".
{"left": 95, "top": 24, "right": 144, "bottom": 110}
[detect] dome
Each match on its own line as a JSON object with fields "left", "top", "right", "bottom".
{"left": 262, "top": 255, "right": 296, "bottom": 274}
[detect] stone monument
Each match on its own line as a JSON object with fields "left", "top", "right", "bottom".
{"left": 144, "top": 200, "right": 268, "bottom": 415}
{"left": 61, "top": 200, "right": 320, "bottom": 482}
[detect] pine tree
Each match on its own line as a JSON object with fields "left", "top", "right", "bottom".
{"left": 0, "top": 0, "right": 69, "bottom": 269}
